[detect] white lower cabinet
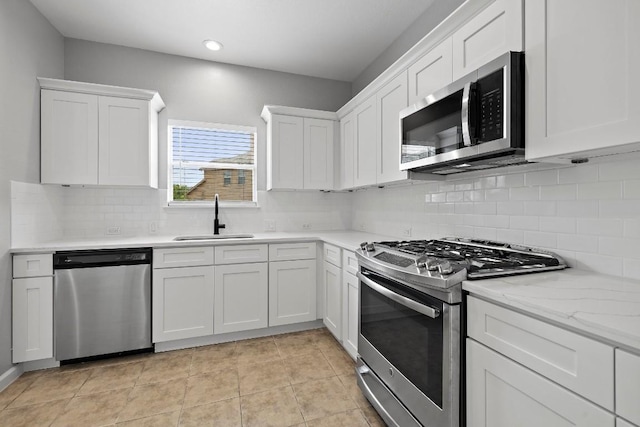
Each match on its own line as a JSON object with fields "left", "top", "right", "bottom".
{"left": 323, "top": 261, "right": 342, "bottom": 340}
{"left": 616, "top": 349, "right": 640, "bottom": 426}
{"left": 269, "top": 259, "right": 316, "bottom": 327}
{"left": 467, "top": 339, "right": 614, "bottom": 427}
{"left": 341, "top": 270, "right": 359, "bottom": 359}
{"left": 214, "top": 263, "right": 268, "bottom": 334}
{"left": 152, "top": 266, "right": 214, "bottom": 342}
{"left": 12, "top": 277, "right": 53, "bottom": 363}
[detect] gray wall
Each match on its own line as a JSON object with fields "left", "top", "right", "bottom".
{"left": 352, "top": 0, "right": 464, "bottom": 95}
{"left": 0, "top": 1, "right": 64, "bottom": 375}
{"left": 64, "top": 39, "right": 353, "bottom": 191}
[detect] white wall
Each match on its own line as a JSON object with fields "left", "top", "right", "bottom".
{"left": 351, "top": 155, "right": 640, "bottom": 280}
{"left": 0, "top": 1, "right": 64, "bottom": 375}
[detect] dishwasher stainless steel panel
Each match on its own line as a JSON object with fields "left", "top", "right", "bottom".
{"left": 54, "top": 248, "right": 152, "bottom": 361}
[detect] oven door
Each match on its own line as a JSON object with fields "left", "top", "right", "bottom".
{"left": 357, "top": 269, "right": 460, "bottom": 427}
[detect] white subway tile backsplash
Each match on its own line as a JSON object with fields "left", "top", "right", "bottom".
{"left": 525, "top": 169, "right": 558, "bottom": 186}
{"left": 473, "top": 202, "right": 497, "bottom": 215}
{"left": 556, "top": 200, "right": 599, "bottom": 217}
{"left": 574, "top": 252, "right": 623, "bottom": 277}
{"left": 464, "top": 190, "right": 484, "bottom": 202}
{"left": 474, "top": 176, "right": 497, "bottom": 190}
{"left": 624, "top": 219, "right": 640, "bottom": 238}
{"left": 599, "top": 237, "right": 640, "bottom": 259}
{"left": 600, "top": 200, "right": 640, "bottom": 218}
{"left": 496, "top": 228, "right": 524, "bottom": 244}
{"left": 599, "top": 158, "right": 640, "bottom": 181}
{"left": 558, "top": 164, "right": 599, "bottom": 184}
{"left": 510, "top": 186, "right": 539, "bottom": 201}
{"left": 577, "top": 181, "right": 623, "bottom": 200}
{"left": 485, "top": 188, "right": 510, "bottom": 201}
{"left": 509, "top": 216, "right": 539, "bottom": 231}
{"left": 540, "top": 184, "right": 576, "bottom": 200}
{"left": 577, "top": 218, "right": 624, "bottom": 237}
{"left": 524, "top": 231, "right": 557, "bottom": 249}
{"left": 446, "top": 191, "right": 464, "bottom": 202}
{"left": 497, "top": 201, "right": 524, "bottom": 215}
{"left": 454, "top": 202, "right": 473, "bottom": 214}
{"left": 623, "top": 259, "right": 640, "bottom": 281}
{"left": 557, "top": 234, "right": 598, "bottom": 253}
{"left": 523, "top": 201, "right": 556, "bottom": 216}
{"left": 539, "top": 217, "right": 577, "bottom": 234}
{"left": 432, "top": 192, "right": 446, "bottom": 203}
{"left": 624, "top": 179, "right": 640, "bottom": 199}
{"left": 483, "top": 215, "right": 510, "bottom": 229}
{"left": 496, "top": 173, "right": 524, "bottom": 188}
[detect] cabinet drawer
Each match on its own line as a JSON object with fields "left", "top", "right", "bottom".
{"left": 323, "top": 243, "right": 341, "bottom": 267}
{"left": 153, "top": 247, "right": 214, "bottom": 268}
{"left": 616, "top": 349, "right": 640, "bottom": 426}
{"left": 342, "top": 251, "right": 358, "bottom": 276}
{"left": 467, "top": 296, "right": 614, "bottom": 410}
{"left": 269, "top": 242, "right": 317, "bottom": 261}
{"left": 13, "top": 254, "right": 53, "bottom": 278}
{"left": 215, "top": 244, "right": 268, "bottom": 265}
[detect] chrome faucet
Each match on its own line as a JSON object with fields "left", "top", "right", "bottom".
{"left": 214, "top": 194, "right": 226, "bottom": 235}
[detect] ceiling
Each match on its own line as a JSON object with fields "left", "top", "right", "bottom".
{"left": 29, "top": 0, "right": 436, "bottom": 82}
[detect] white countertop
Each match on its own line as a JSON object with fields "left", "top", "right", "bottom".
{"left": 10, "top": 230, "right": 395, "bottom": 254}
{"left": 464, "top": 269, "right": 640, "bottom": 353}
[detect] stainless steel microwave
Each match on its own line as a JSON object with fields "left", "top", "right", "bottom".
{"left": 400, "top": 51, "right": 525, "bottom": 175}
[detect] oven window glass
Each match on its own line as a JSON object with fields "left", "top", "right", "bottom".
{"left": 401, "top": 90, "right": 464, "bottom": 164}
{"left": 360, "top": 276, "right": 444, "bottom": 407}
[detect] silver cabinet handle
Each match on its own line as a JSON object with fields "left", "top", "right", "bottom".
{"left": 357, "top": 272, "right": 440, "bottom": 319}
{"left": 461, "top": 82, "right": 472, "bottom": 147}
{"left": 356, "top": 367, "right": 401, "bottom": 427}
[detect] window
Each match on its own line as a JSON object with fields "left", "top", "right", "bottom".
{"left": 169, "top": 120, "right": 257, "bottom": 204}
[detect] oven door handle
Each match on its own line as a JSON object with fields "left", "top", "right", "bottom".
{"left": 357, "top": 272, "right": 441, "bottom": 319}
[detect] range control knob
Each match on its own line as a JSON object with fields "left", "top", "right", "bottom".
{"left": 359, "top": 242, "right": 368, "bottom": 250}
{"left": 415, "top": 256, "right": 427, "bottom": 269}
{"left": 437, "top": 261, "right": 454, "bottom": 275}
{"left": 425, "top": 258, "right": 439, "bottom": 271}
{"left": 365, "top": 243, "right": 376, "bottom": 252}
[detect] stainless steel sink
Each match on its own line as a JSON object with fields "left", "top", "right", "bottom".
{"left": 173, "top": 234, "right": 254, "bottom": 241}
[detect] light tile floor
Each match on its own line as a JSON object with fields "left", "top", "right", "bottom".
{"left": 0, "top": 328, "right": 385, "bottom": 427}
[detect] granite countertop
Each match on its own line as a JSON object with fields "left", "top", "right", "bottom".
{"left": 10, "top": 230, "right": 395, "bottom": 254}
{"left": 463, "top": 269, "right": 640, "bottom": 353}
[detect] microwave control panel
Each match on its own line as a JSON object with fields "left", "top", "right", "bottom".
{"left": 478, "top": 68, "right": 504, "bottom": 142}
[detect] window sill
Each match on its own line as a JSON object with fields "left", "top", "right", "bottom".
{"left": 166, "top": 201, "right": 259, "bottom": 209}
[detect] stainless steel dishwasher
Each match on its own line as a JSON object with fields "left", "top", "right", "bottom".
{"left": 53, "top": 248, "right": 152, "bottom": 362}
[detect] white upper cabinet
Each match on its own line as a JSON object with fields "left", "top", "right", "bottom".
{"left": 262, "top": 106, "right": 337, "bottom": 191}
{"left": 525, "top": 0, "right": 640, "bottom": 162}
{"left": 408, "top": 37, "right": 453, "bottom": 104}
{"left": 339, "top": 111, "right": 355, "bottom": 190}
{"left": 354, "top": 96, "right": 377, "bottom": 188}
{"left": 376, "top": 71, "right": 409, "bottom": 185}
{"left": 38, "top": 78, "right": 164, "bottom": 187}
{"left": 303, "top": 118, "right": 334, "bottom": 190}
{"left": 452, "top": 0, "right": 523, "bottom": 80}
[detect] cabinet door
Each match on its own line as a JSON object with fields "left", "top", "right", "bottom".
{"left": 153, "top": 246, "right": 214, "bottom": 269}
{"left": 98, "top": 96, "right": 152, "bottom": 186}
{"left": 303, "top": 118, "right": 334, "bottom": 190}
{"left": 452, "top": 0, "right": 523, "bottom": 80}
{"left": 269, "top": 114, "right": 304, "bottom": 189}
{"left": 152, "top": 266, "right": 214, "bottom": 342}
{"left": 377, "top": 71, "right": 409, "bottom": 185}
{"left": 354, "top": 96, "right": 377, "bottom": 188}
{"left": 12, "top": 277, "right": 53, "bottom": 363}
{"left": 214, "top": 263, "right": 268, "bottom": 334}
{"left": 323, "top": 261, "right": 342, "bottom": 340}
{"left": 269, "top": 259, "right": 317, "bottom": 327}
{"left": 41, "top": 89, "right": 98, "bottom": 185}
{"left": 525, "top": 0, "right": 640, "bottom": 162}
{"left": 616, "top": 349, "right": 640, "bottom": 426}
{"left": 467, "top": 339, "right": 614, "bottom": 427}
{"left": 340, "top": 111, "right": 355, "bottom": 190}
{"left": 341, "top": 271, "right": 358, "bottom": 360}
{"left": 408, "top": 38, "right": 453, "bottom": 104}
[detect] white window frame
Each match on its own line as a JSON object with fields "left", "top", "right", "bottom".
{"left": 168, "top": 119, "right": 257, "bottom": 207}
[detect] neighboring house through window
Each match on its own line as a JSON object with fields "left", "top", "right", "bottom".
{"left": 169, "top": 120, "right": 257, "bottom": 204}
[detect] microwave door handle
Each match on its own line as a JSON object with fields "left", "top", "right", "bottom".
{"left": 461, "top": 82, "right": 472, "bottom": 147}
{"left": 357, "top": 272, "right": 441, "bottom": 319}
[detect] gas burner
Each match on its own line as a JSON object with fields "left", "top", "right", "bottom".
{"left": 356, "top": 237, "right": 567, "bottom": 293}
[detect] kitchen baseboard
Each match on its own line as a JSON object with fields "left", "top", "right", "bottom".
{"left": 22, "top": 358, "right": 60, "bottom": 372}
{"left": 155, "top": 319, "right": 325, "bottom": 353}
{"left": 0, "top": 365, "right": 24, "bottom": 393}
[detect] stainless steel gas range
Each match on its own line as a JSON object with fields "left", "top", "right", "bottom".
{"left": 355, "top": 238, "right": 567, "bottom": 427}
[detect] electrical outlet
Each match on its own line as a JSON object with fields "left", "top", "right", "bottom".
{"left": 264, "top": 220, "right": 276, "bottom": 232}
{"left": 359, "top": 223, "right": 367, "bottom": 231}
{"left": 149, "top": 221, "right": 157, "bottom": 234}
{"left": 106, "top": 226, "right": 121, "bottom": 235}
{"left": 402, "top": 227, "right": 412, "bottom": 238}
{"left": 302, "top": 223, "right": 312, "bottom": 230}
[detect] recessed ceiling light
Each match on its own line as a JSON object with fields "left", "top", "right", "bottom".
{"left": 203, "top": 40, "right": 223, "bottom": 51}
